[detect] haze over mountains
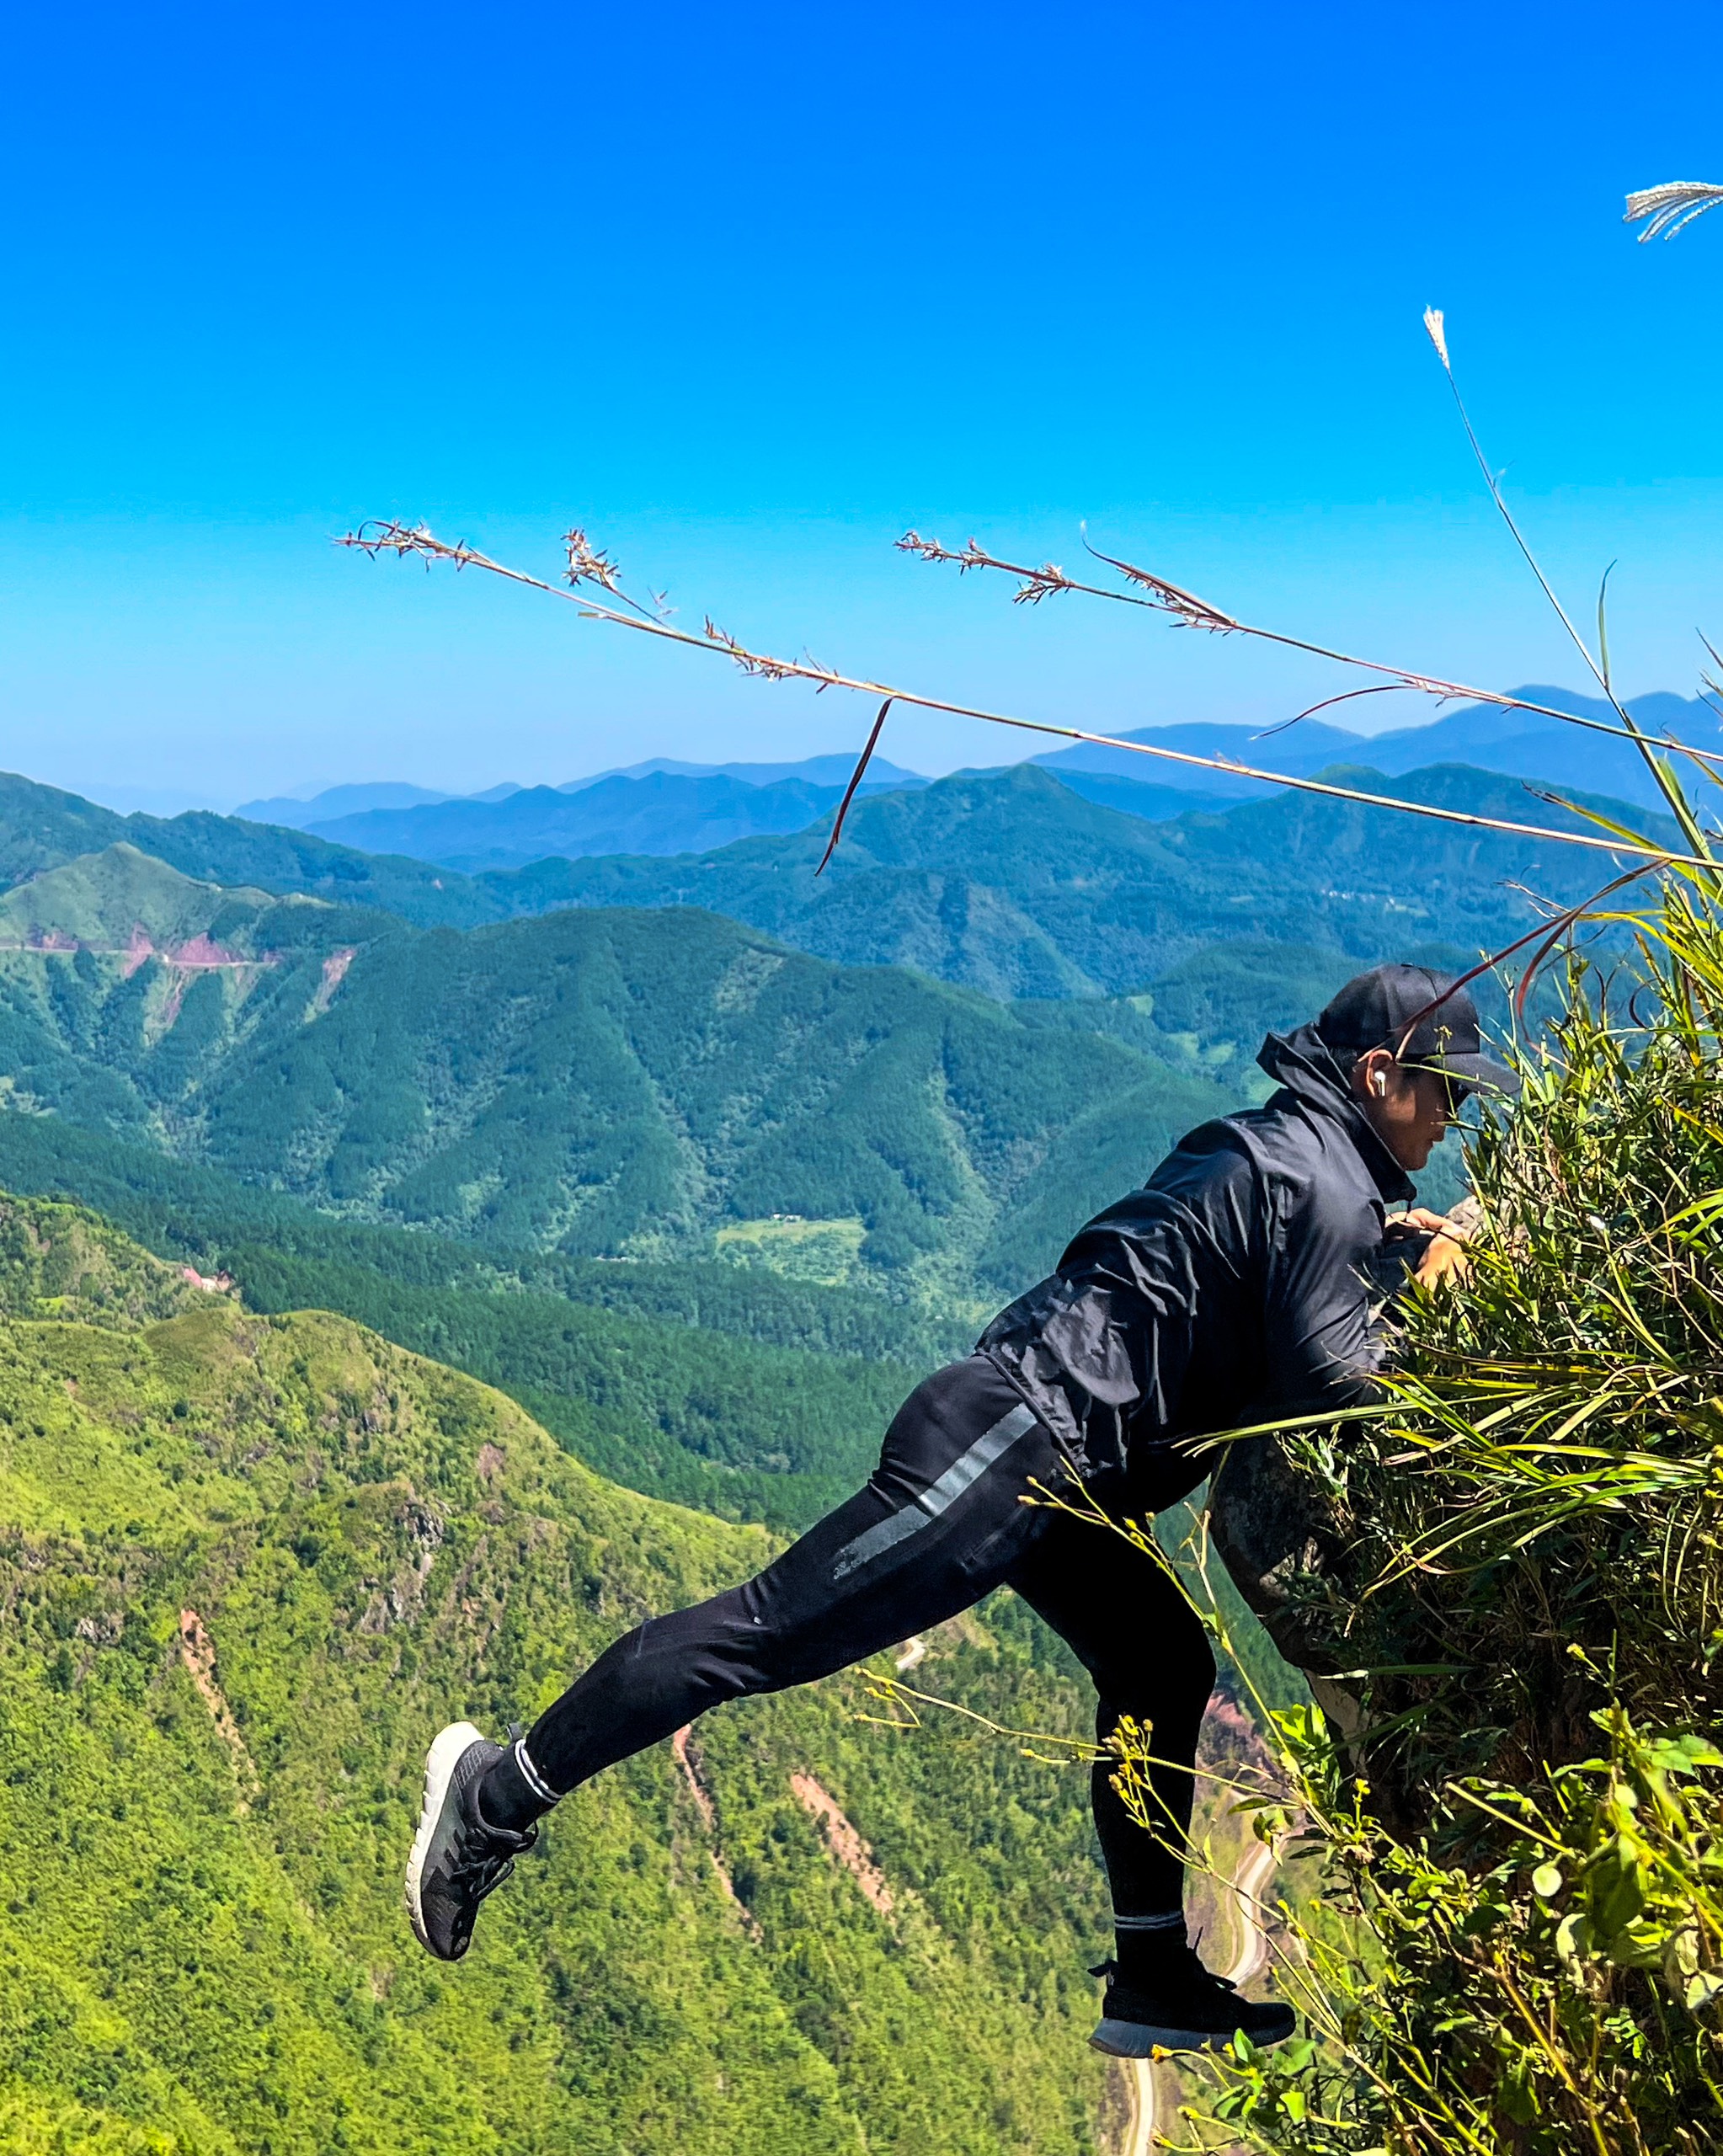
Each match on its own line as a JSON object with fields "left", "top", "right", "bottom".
{"left": 220, "top": 686, "right": 1718, "bottom": 868}
{"left": 237, "top": 755, "right": 929, "bottom": 857}
{"left": 1035, "top": 685, "right": 1720, "bottom": 814}
{"left": 310, "top": 771, "right": 902, "bottom": 871}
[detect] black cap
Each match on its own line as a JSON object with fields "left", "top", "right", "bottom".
{"left": 1316, "top": 964, "right": 1518, "bottom": 1095}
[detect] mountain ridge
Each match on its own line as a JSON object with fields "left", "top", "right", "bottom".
{"left": 1032, "top": 683, "right": 1720, "bottom": 814}
{"left": 308, "top": 771, "right": 865, "bottom": 868}
{"left": 0, "top": 852, "right": 1234, "bottom": 1297}
{"left": 479, "top": 758, "right": 1682, "bottom": 998}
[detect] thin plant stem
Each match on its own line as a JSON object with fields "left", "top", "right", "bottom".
{"left": 339, "top": 520, "right": 1714, "bottom": 872}
{"left": 895, "top": 530, "right": 1723, "bottom": 788}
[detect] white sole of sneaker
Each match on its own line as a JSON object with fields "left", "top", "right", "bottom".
{"left": 403, "top": 1720, "right": 486, "bottom": 1951}
{"left": 1090, "top": 2013, "right": 1294, "bottom": 2057}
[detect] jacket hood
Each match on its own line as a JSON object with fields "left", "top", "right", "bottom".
{"left": 1257, "top": 1022, "right": 1417, "bottom": 1203}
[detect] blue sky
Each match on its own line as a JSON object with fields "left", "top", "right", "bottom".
{"left": 6, "top": 1, "right": 1723, "bottom": 809}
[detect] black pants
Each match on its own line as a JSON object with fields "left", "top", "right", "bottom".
{"left": 524, "top": 1354, "right": 1215, "bottom": 1918}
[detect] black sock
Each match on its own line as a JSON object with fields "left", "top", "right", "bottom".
{"left": 1112, "top": 1909, "right": 1187, "bottom": 1983}
{"left": 478, "top": 1740, "right": 556, "bottom": 1833}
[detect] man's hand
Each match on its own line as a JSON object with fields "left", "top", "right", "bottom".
{"left": 1399, "top": 1205, "right": 1473, "bottom": 1291}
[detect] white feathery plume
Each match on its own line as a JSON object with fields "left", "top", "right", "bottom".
{"left": 1624, "top": 182, "right": 1723, "bottom": 243}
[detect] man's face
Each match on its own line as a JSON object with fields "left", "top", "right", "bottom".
{"left": 1352, "top": 1053, "right": 1462, "bottom": 1171}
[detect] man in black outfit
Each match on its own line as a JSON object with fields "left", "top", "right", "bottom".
{"left": 404, "top": 964, "right": 1512, "bottom": 2057}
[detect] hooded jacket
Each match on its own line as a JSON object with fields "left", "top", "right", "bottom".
{"left": 976, "top": 1022, "right": 1417, "bottom": 1506}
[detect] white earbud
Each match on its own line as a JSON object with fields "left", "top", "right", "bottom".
{"left": 1373, "top": 1071, "right": 1388, "bottom": 1097}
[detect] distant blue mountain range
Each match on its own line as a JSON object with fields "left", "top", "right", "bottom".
{"left": 235, "top": 754, "right": 931, "bottom": 857}
{"left": 234, "top": 779, "right": 516, "bottom": 825}
{"left": 291, "top": 755, "right": 926, "bottom": 868}
{"left": 232, "top": 688, "right": 1719, "bottom": 869}
{"left": 1034, "top": 686, "right": 1718, "bottom": 814}
{"left": 559, "top": 754, "right": 928, "bottom": 792}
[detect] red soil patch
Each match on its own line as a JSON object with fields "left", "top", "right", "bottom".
{"left": 166, "top": 933, "right": 248, "bottom": 967}
{"left": 178, "top": 1609, "right": 259, "bottom": 1804}
{"left": 673, "top": 1726, "right": 761, "bottom": 1939}
{"left": 313, "top": 947, "right": 355, "bottom": 1015}
{"left": 791, "top": 1772, "right": 894, "bottom": 1915}
{"left": 179, "top": 1266, "right": 234, "bottom": 1294}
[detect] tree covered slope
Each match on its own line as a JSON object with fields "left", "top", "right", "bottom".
{"left": 0, "top": 1195, "right": 1122, "bottom": 2154}
{"left": 481, "top": 760, "right": 1678, "bottom": 997}
{"left": 0, "top": 773, "right": 501, "bottom": 929}
{"left": 0, "top": 850, "right": 1230, "bottom": 1296}
{"left": 0, "top": 1121, "right": 961, "bottom": 1535}
{"left": 0, "top": 757, "right": 1681, "bottom": 1007}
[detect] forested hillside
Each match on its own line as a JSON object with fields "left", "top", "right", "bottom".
{"left": 0, "top": 848, "right": 1232, "bottom": 1299}
{"left": 483, "top": 761, "right": 1672, "bottom": 998}
{"left": 0, "top": 1113, "right": 965, "bottom": 1535}
{"left": 0, "top": 1193, "right": 1125, "bottom": 2153}
{"left": 0, "top": 774, "right": 1489, "bottom": 1555}
{"left": 0, "top": 757, "right": 1677, "bottom": 1011}
{"left": 0, "top": 773, "right": 501, "bottom": 929}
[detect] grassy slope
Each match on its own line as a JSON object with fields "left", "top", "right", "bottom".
{"left": 0, "top": 1196, "right": 1122, "bottom": 2155}
{"left": 0, "top": 773, "right": 501, "bottom": 929}
{"left": 0, "top": 845, "right": 283, "bottom": 950}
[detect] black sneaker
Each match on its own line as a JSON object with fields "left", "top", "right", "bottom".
{"left": 404, "top": 1721, "right": 537, "bottom": 1961}
{"left": 1089, "top": 1951, "right": 1296, "bottom": 2057}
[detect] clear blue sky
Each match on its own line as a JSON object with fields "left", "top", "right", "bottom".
{"left": 6, "top": 1, "right": 1723, "bottom": 809}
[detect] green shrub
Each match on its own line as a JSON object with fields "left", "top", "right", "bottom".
{"left": 1189, "top": 866, "right": 1723, "bottom": 2153}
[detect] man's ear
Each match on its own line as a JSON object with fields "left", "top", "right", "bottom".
{"left": 1352, "top": 1048, "right": 1394, "bottom": 1102}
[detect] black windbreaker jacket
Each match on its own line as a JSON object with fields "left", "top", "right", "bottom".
{"left": 977, "top": 1022, "right": 1417, "bottom": 1506}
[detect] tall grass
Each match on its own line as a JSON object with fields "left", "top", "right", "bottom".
{"left": 1190, "top": 866, "right": 1723, "bottom": 2154}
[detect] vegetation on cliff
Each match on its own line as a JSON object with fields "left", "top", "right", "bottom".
{"left": 0, "top": 1193, "right": 1129, "bottom": 2153}
{"left": 1184, "top": 866, "right": 1723, "bottom": 2153}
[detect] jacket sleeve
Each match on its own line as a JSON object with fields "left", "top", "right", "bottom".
{"left": 1256, "top": 1177, "right": 1398, "bottom": 1417}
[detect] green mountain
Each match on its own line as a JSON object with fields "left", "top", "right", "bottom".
{"left": 0, "top": 773, "right": 502, "bottom": 929}
{"left": 0, "top": 1186, "right": 204, "bottom": 1327}
{"left": 0, "top": 849, "right": 1230, "bottom": 1300}
{"left": 0, "top": 849, "right": 400, "bottom": 1139}
{"left": 477, "top": 760, "right": 1680, "bottom": 998}
{"left": 0, "top": 1192, "right": 1123, "bottom": 2153}
{"left": 0, "top": 843, "right": 285, "bottom": 954}
{"left": 1, "top": 756, "right": 1685, "bottom": 1009}
{"left": 0, "top": 1112, "right": 964, "bottom": 1535}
